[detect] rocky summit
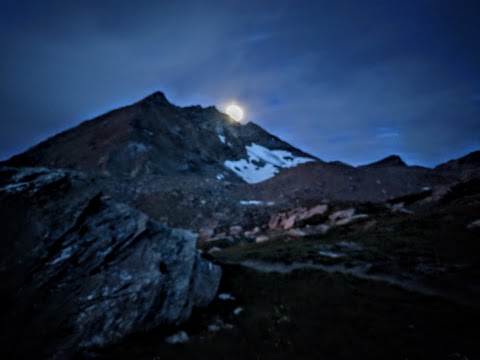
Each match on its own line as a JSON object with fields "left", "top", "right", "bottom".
{"left": 1, "top": 91, "right": 480, "bottom": 359}
{"left": 4, "top": 91, "right": 316, "bottom": 184}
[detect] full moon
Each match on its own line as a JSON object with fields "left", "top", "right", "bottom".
{"left": 226, "top": 104, "right": 244, "bottom": 122}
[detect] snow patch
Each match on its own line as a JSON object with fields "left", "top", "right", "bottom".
{"left": 224, "top": 143, "right": 314, "bottom": 184}
{"left": 239, "top": 200, "right": 275, "bottom": 206}
{"left": 218, "top": 135, "right": 226, "bottom": 144}
{"left": 240, "top": 200, "right": 263, "bottom": 205}
{"left": 216, "top": 173, "right": 225, "bottom": 181}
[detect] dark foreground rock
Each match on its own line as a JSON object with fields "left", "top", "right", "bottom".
{"left": 0, "top": 167, "right": 221, "bottom": 359}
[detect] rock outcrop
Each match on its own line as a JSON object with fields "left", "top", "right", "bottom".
{"left": 0, "top": 167, "right": 221, "bottom": 359}
{"left": 268, "top": 204, "right": 329, "bottom": 230}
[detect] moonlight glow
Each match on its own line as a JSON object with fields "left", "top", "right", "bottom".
{"left": 226, "top": 104, "right": 244, "bottom": 122}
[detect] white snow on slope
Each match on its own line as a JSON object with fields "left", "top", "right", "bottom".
{"left": 224, "top": 143, "right": 314, "bottom": 184}
{"left": 218, "top": 135, "right": 226, "bottom": 144}
{"left": 239, "top": 200, "right": 263, "bottom": 205}
{"left": 240, "top": 200, "right": 275, "bottom": 206}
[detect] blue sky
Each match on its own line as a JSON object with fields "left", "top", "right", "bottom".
{"left": 0, "top": 0, "right": 479, "bottom": 166}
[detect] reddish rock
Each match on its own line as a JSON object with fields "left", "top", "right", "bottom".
{"left": 282, "top": 215, "right": 297, "bottom": 230}
{"left": 268, "top": 204, "right": 329, "bottom": 230}
{"left": 298, "top": 204, "right": 328, "bottom": 221}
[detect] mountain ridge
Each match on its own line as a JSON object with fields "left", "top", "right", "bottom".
{"left": 2, "top": 90, "right": 479, "bottom": 207}
{"left": 2, "top": 91, "right": 318, "bottom": 184}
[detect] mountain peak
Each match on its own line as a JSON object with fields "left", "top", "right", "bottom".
{"left": 2, "top": 91, "right": 317, "bottom": 183}
{"left": 140, "top": 91, "right": 172, "bottom": 106}
{"left": 361, "top": 155, "right": 407, "bottom": 168}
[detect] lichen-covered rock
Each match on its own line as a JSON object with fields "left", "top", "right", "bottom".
{"left": 0, "top": 167, "right": 221, "bottom": 359}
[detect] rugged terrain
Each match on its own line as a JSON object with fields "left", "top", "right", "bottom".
{"left": 1, "top": 91, "right": 479, "bottom": 359}
{"left": 0, "top": 167, "right": 221, "bottom": 359}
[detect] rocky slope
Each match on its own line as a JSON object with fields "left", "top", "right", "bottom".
{"left": 5, "top": 91, "right": 476, "bottom": 232}
{"left": 249, "top": 157, "right": 456, "bottom": 204}
{"left": 0, "top": 166, "right": 221, "bottom": 359}
{"left": 3, "top": 92, "right": 316, "bottom": 184}
{"left": 1, "top": 90, "right": 479, "bottom": 358}
{"left": 434, "top": 150, "right": 480, "bottom": 180}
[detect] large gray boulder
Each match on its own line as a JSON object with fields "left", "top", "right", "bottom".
{"left": 0, "top": 167, "right": 221, "bottom": 359}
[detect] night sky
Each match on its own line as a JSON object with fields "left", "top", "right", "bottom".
{"left": 1, "top": 0, "right": 479, "bottom": 167}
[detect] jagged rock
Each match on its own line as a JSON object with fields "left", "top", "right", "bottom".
{"left": 327, "top": 208, "right": 369, "bottom": 226}
{"left": 268, "top": 204, "right": 329, "bottom": 230}
{"left": 0, "top": 167, "right": 221, "bottom": 359}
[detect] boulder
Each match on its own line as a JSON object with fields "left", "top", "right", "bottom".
{"left": 0, "top": 167, "right": 221, "bottom": 359}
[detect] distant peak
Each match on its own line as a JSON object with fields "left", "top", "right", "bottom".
{"left": 141, "top": 91, "right": 171, "bottom": 106}
{"left": 363, "top": 155, "right": 407, "bottom": 168}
